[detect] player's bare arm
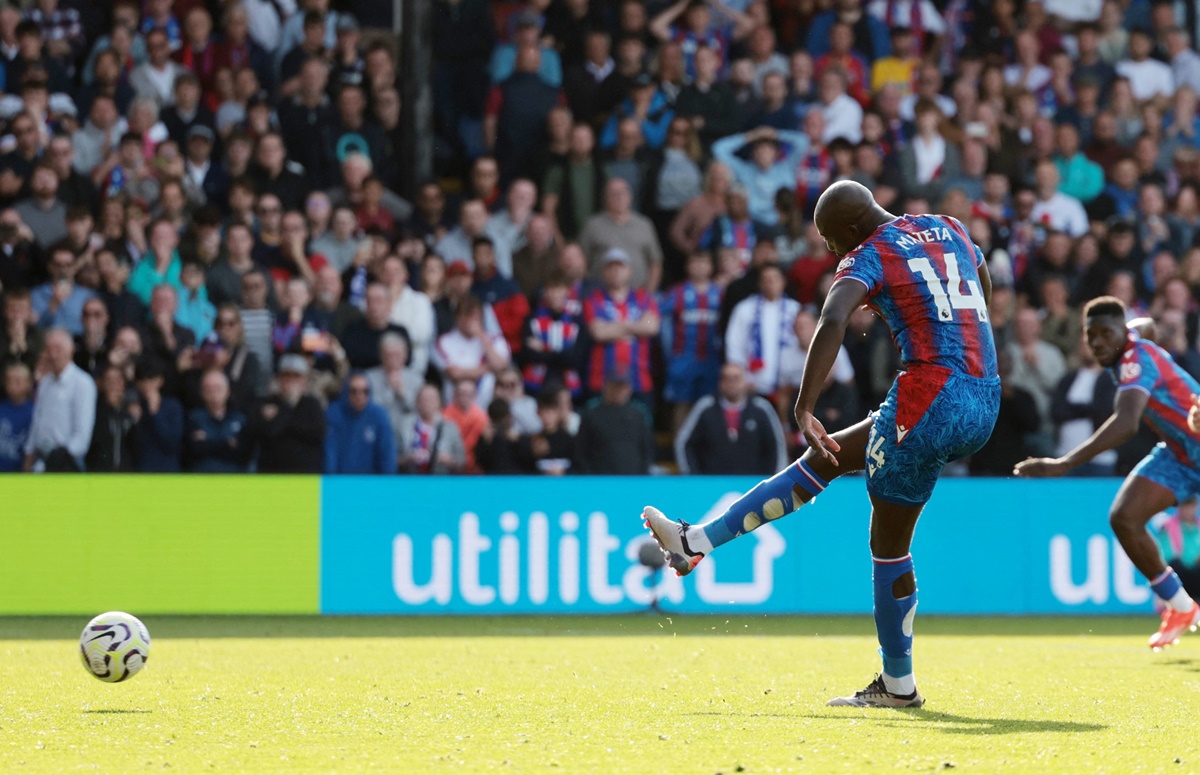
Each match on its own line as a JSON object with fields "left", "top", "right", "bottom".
{"left": 1190, "top": 395, "right": 1200, "bottom": 433}
{"left": 977, "top": 254, "right": 992, "bottom": 306}
{"left": 1014, "top": 385, "right": 1148, "bottom": 477}
{"left": 794, "top": 278, "right": 867, "bottom": 465}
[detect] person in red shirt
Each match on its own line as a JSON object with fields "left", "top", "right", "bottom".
{"left": 355, "top": 176, "right": 395, "bottom": 240}
{"left": 814, "top": 22, "right": 870, "bottom": 106}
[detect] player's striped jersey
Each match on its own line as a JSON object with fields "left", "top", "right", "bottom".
{"left": 834, "top": 213, "right": 998, "bottom": 379}
{"left": 1113, "top": 335, "right": 1200, "bottom": 466}
{"left": 659, "top": 281, "right": 722, "bottom": 361}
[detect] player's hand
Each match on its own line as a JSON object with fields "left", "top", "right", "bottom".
{"left": 797, "top": 410, "right": 840, "bottom": 466}
{"left": 1013, "top": 457, "right": 1070, "bottom": 478}
{"left": 1188, "top": 395, "right": 1200, "bottom": 434}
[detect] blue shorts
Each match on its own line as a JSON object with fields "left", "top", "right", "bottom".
{"left": 867, "top": 370, "right": 1001, "bottom": 507}
{"left": 664, "top": 357, "right": 720, "bottom": 403}
{"left": 1132, "top": 443, "right": 1200, "bottom": 504}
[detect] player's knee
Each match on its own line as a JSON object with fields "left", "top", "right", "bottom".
{"left": 1108, "top": 505, "right": 1144, "bottom": 535}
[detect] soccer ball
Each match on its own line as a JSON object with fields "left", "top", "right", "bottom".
{"left": 79, "top": 612, "right": 151, "bottom": 683}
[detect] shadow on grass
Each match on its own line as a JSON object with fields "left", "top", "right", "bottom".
{"left": 793, "top": 710, "right": 1107, "bottom": 735}
{"left": 0, "top": 615, "right": 1160, "bottom": 641}
{"left": 83, "top": 709, "right": 152, "bottom": 714}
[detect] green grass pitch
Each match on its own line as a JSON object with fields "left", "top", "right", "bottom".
{"left": 2, "top": 615, "right": 1200, "bottom": 772}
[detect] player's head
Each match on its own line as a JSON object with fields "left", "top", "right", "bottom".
{"left": 1082, "top": 295, "right": 1128, "bottom": 367}
{"left": 813, "top": 180, "right": 892, "bottom": 258}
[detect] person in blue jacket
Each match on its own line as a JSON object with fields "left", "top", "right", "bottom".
{"left": 325, "top": 371, "right": 398, "bottom": 474}
{"left": 131, "top": 359, "right": 184, "bottom": 472}
{"left": 186, "top": 369, "right": 250, "bottom": 473}
{"left": 0, "top": 362, "right": 34, "bottom": 471}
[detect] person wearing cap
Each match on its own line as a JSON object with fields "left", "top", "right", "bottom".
{"left": 183, "top": 124, "right": 227, "bottom": 207}
{"left": 712, "top": 125, "right": 810, "bottom": 227}
{"left": 579, "top": 178, "right": 664, "bottom": 290}
{"left": 329, "top": 14, "right": 365, "bottom": 92}
{"left": 582, "top": 246, "right": 660, "bottom": 400}
{"left": 488, "top": 9, "right": 562, "bottom": 88}
{"left": 251, "top": 353, "right": 326, "bottom": 473}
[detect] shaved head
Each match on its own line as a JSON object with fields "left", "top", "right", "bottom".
{"left": 814, "top": 180, "right": 895, "bottom": 258}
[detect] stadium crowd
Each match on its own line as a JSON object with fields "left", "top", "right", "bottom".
{"left": 0, "top": 0, "right": 1199, "bottom": 476}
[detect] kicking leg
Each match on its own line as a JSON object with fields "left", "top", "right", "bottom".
{"left": 1110, "top": 474, "right": 1200, "bottom": 649}
{"left": 643, "top": 417, "right": 872, "bottom": 576}
{"left": 827, "top": 495, "right": 925, "bottom": 708}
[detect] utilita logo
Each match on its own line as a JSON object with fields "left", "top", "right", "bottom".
{"left": 391, "top": 494, "right": 786, "bottom": 608}
{"left": 1049, "top": 534, "right": 1150, "bottom": 606}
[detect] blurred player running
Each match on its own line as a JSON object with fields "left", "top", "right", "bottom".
{"left": 643, "top": 181, "right": 1000, "bottom": 707}
{"left": 1016, "top": 297, "right": 1200, "bottom": 650}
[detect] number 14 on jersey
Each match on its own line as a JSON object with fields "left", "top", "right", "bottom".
{"left": 907, "top": 252, "right": 988, "bottom": 323}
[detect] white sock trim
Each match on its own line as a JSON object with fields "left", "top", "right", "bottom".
{"left": 1167, "top": 587, "right": 1194, "bottom": 613}
{"left": 881, "top": 671, "right": 916, "bottom": 695}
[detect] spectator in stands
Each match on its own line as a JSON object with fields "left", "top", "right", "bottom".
{"left": 365, "top": 332, "right": 422, "bottom": 452}
{"left": 574, "top": 369, "right": 651, "bottom": 475}
{"left": 325, "top": 371, "right": 396, "bottom": 474}
{"left": 1, "top": 289, "right": 41, "bottom": 371}
{"left": 471, "top": 236, "right": 529, "bottom": 354}
{"left": 1006, "top": 307, "right": 1067, "bottom": 454}
{"left": 399, "top": 382, "right": 465, "bottom": 474}
{"left": 486, "top": 43, "right": 564, "bottom": 182}
{"left": 711, "top": 126, "right": 808, "bottom": 227}
{"left": 579, "top": 178, "right": 664, "bottom": 290}
{"left": 186, "top": 369, "right": 250, "bottom": 473}
{"left": 518, "top": 392, "right": 574, "bottom": 475}
{"left": 1038, "top": 275, "right": 1081, "bottom": 362}
{"left": 130, "top": 220, "right": 183, "bottom": 304}
{"left": 660, "top": 249, "right": 723, "bottom": 430}
{"left": 0, "top": 362, "right": 33, "bottom": 472}
{"left": 725, "top": 263, "right": 800, "bottom": 399}
{"left": 252, "top": 353, "right": 326, "bottom": 473}
{"left": 15, "top": 163, "right": 67, "bottom": 249}
{"left": 816, "top": 67, "right": 863, "bottom": 144}
{"left": 130, "top": 28, "right": 185, "bottom": 106}
{"left": 511, "top": 214, "right": 559, "bottom": 299}
{"left": 436, "top": 198, "right": 512, "bottom": 275}
{"left": 341, "top": 282, "right": 410, "bottom": 371}
{"left": 674, "top": 44, "right": 739, "bottom": 148}
{"left": 542, "top": 122, "right": 602, "bottom": 241}
{"left": 31, "top": 246, "right": 95, "bottom": 335}
{"left": 582, "top": 247, "right": 660, "bottom": 401}
{"left": 476, "top": 398, "right": 524, "bottom": 474}
{"left": 493, "top": 366, "right": 540, "bottom": 434}
{"left": 778, "top": 309, "right": 859, "bottom": 437}
{"left": 73, "top": 297, "right": 110, "bottom": 378}
{"left": 675, "top": 361, "right": 786, "bottom": 475}
{"left": 129, "top": 357, "right": 182, "bottom": 472}
{"left": 1117, "top": 28, "right": 1174, "bottom": 103}
{"left": 87, "top": 365, "right": 135, "bottom": 472}
{"left": 23, "top": 327, "right": 94, "bottom": 471}
{"left": 434, "top": 294, "right": 511, "bottom": 407}
{"left": 896, "top": 99, "right": 961, "bottom": 204}
{"left": 1051, "top": 335, "right": 1118, "bottom": 477}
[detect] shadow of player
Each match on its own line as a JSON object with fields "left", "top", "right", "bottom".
{"left": 82, "top": 709, "right": 153, "bottom": 714}
{"left": 801, "top": 709, "right": 1107, "bottom": 735}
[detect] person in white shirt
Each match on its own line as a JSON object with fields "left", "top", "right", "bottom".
{"left": 725, "top": 263, "right": 801, "bottom": 397}
{"left": 1003, "top": 30, "right": 1052, "bottom": 93}
{"left": 23, "top": 328, "right": 95, "bottom": 471}
{"left": 487, "top": 178, "right": 537, "bottom": 257}
{"left": 1116, "top": 28, "right": 1175, "bottom": 102}
{"left": 129, "top": 29, "right": 186, "bottom": 107}
{"left": 433, "top": 296, "right": 512, "bottom": 407}
{"left": 379, "top": 255, "right": 435, "bottom": 378}
{"left": 818, "top": 68, "right": 863, "bottom": 144}
{"left": 1030, "top": 159, "right": 1090, "bottom": 237}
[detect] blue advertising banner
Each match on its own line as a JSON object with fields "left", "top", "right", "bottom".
{"left": 320, "top": 476, "right": 1156, "bottom": 615}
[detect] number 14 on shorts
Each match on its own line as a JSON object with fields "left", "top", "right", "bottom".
{"left": 907, "top": 253, "right": 988, "bottom": 323}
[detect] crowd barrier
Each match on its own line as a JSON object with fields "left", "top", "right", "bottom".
{"left": 2, "top": 475, "right": 1158, "bottom": 615}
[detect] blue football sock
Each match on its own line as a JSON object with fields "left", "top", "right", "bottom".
{"left": 700, "top": 460, "right": 826, "bottom": 548}
{"left": 1150, "top": 567, "right": 1183, "bottom": 601}
{"left": 873, "top": 554, "right": 916, "bottom": 683}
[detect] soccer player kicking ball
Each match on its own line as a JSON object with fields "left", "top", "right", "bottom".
{"left": 643, "top": 181, "right": 1001, "bottom": 707}
{"left": 1015, "top": 297, "right": 1200, "bottom": 650}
